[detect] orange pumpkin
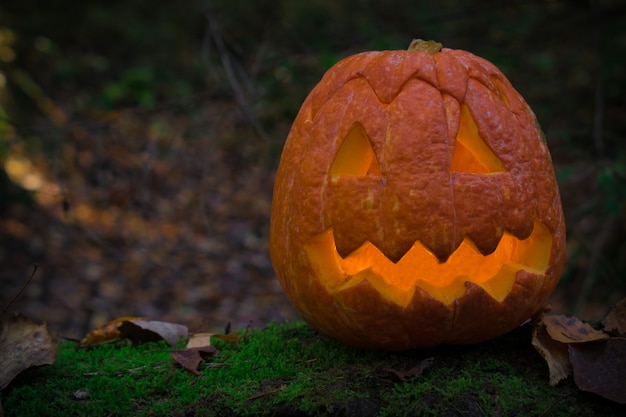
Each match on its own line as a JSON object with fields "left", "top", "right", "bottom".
{"left": 270, "top": 40, "right": 566, "bottom": 351}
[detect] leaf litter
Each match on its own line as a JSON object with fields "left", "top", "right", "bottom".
{"left": 0, "top": 313, "right": 58, "bottom": 390}
{"left": 79, "top": 317, "right": 241, "bottom": 375}
{"left": 3, "top": 302, "right": 626, "bottom": 408}
{"left": 80, "top": 316, "right": 147, "bottom": 346}
{"left": 118, "top": 319, "right": 188, "bottom": 346}
{"left": 532, "top": 297, "right": 626, "bottom": 404}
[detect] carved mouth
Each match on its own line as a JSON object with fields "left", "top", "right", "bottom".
{"left": 304, "top": 220, "right": 552, "bottom": 307}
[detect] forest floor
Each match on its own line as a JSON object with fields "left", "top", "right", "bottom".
{"left": 3, "top": 321, "right": 625, "bottom": 417}
{"left": 1, "top": 99, "right": 297, "bottom": 338}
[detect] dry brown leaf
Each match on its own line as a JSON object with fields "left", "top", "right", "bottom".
{"left": 170, "top": 346, "right": 218, "bottom": 375}
{"left": 170, "top": 332, "right": 221, "bottom": 375}
{"left": 169, "top": 349, "right": 201, "bottom": 375}
{"left": 118, "top": 319, "right": 188, "bottom": 346}
{"left": 531, "top": 322, "right": 571, "bottom": 385}
{"left": 81, "top": 316, "right": 147, "bottom": 345}
{"left": 533, "top": 307, "right": 626, "bottom": 403}
{"left": 603, "top": 298, "right": 626, "bottom": 336}
{"left": 0, "top": 313, "right": 58, "bottom": 389}
{"left": 569, "top": 338, "right": 626, "bottom": 404}
{"left": 542, "top": 314, "right": 609, "bottom": 344}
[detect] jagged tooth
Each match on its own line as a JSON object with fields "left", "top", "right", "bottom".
{"left": 305, "top": 220, "right": 551, "bottom": 307}
{"left": 464, "top": 231, "right": 503, "bottom": 257}
{"left": 479, "top": 264, "right": 518, "bottom": 302}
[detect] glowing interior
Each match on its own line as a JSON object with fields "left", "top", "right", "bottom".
{"left": 330, "top": 122, "right": 381, "bottom": 180}
{"left": 450, "top": 105, "right": 505, "bottom": 174}
{"left": 305, "top": 220, "right": 552, "bottom": 307}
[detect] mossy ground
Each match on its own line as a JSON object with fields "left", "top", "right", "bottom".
{"left": 2, "top": 321, "right": 624, "bottom": 417}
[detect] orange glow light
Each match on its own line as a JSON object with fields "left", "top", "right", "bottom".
{"left": 305, "top": 220, "right": 552, "bottom": 306}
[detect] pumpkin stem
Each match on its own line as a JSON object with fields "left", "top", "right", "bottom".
{"left": 407, "top": 39, "right": 442, "bottom": 54}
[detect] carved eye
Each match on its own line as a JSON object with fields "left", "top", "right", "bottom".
{"left": 330, "top": 122, "right": 381, "bottom": 179}
{"left": 450, "top": 104, "right": 505, "bottom": 174}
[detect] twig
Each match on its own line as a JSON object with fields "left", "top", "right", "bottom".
{"left": 204, "top": 1, "right": 268, "bottom": 142}
{"left": 2, "top": 265, "right": 38, "bottom": 314}
{"left": 591, "top": 0, "right": 605, "bottom": 156}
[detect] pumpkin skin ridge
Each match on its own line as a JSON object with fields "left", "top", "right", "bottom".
{"left": 313, "top": 59, "right": 442, "bottom": 112}
{"left": 310, "top": 57, "right": 523, "bottom": 191}
{"left": 309, "top": 50, "right": 447, "bottom": 119}
{"left": 359, "top": 68, "right": 435, "bottom": 105}
{"left": 314, "top": 64, "right": 554, "bottom": 260}
{"left": 307, "top": 49, "right": 528, "bottom": 141}
{"left": 270, "top": 45, "right": 566, "bottom": 351}
{"left": 336, "top": 49, "right": 511, "bottom": 111}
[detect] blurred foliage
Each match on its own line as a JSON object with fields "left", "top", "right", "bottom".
{"left": 0, "top": 0, "right": 625, "bottom": 326}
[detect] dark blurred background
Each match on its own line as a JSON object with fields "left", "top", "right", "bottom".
{"left": 1, "top": 0, "right": 625, "bottom": 338}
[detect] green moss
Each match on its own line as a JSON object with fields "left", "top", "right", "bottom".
{"left": 2, "top": 321, "right": 624, "bottom": 417}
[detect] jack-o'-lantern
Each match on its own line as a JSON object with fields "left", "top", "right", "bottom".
{"left": 270, "top": 40, "right": 566, "bottom": 351}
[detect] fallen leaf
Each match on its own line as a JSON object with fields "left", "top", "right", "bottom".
{"left": 542, "top": 315, "right": 609, "bottom": 344}
{"left": 569, "top": 338, "right": 626, "bottom": 404}
{"left": 118, "top": 320, "right": 188, "bottom": 346}
{"left": 532, "top": 321, "right": 572, "bottom": 385}
{"left": 0, "top": 313, "right": 58, "bottom": 389}
{"left": 170, "top": 335, "right": 219, "bottom": 375}
{"left": 533, "top": 306, "right": 626, "bottom": 403}
{"left": 170, "top": 349, "right": 203, "bottom": 375}
{"left": 603, "top": 298, "right": 626, "bottom": 336}
{"left": 170, "top": 346, "right": 218, "bottom": 375}
{"left": 81, "top": 316, "right": 147, "bottom": 345}
{"left": 386, "top": 357, "right": 434, "bottom": 382}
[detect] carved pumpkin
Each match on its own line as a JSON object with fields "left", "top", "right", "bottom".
{"left": 270, "top": 40, "right": 566, "bottom": 351}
